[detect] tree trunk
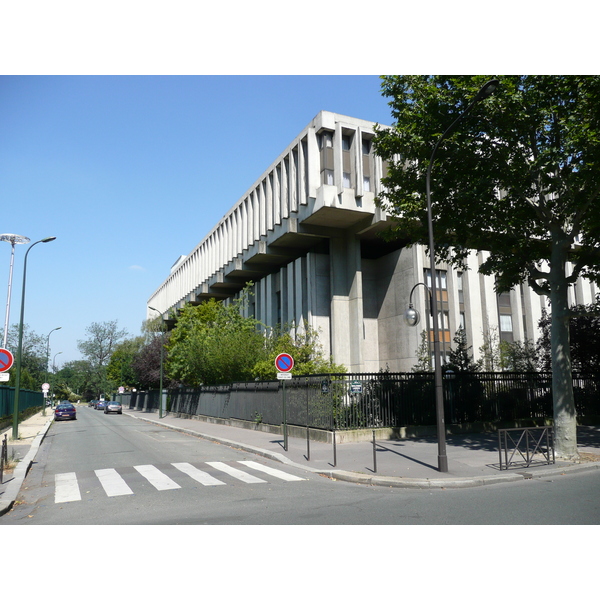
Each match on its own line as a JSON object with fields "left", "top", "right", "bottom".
{"left": 549, "top": 236, "right": 579, "bottom": 459}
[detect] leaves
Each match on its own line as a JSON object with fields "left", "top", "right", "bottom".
{"left": 374, "top": 75, "right": 600, "bottom": 292}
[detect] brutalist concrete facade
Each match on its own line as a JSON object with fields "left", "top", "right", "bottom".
{"left": 147, "top": 111, "right": 597, "bottom": 372}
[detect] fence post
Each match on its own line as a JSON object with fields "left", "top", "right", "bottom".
{"left": 373, "top": 430, "right": 377, "bottom": 473}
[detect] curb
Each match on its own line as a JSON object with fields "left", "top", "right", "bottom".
{"left": 128, "top": 412, "right": 600, "bottom": 489}
{"left": 0, "top": 418, "right": 53, "bottom": 516}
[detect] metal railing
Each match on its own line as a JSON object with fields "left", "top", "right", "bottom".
{"left": 116, "top": 372, "right": 599, "bottom": 433}
{"left": 0, "top": 433, "right": 7, "bottom": 484}
{"left": 498, "top": 426, "right": 555, "bottom": 470}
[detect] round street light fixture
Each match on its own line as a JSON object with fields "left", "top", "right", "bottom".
{"left": 1, "top": 234, "right": 31, "bottom": 349}
{"left": 404, "top": 305, "right": 420, "bottom": 327}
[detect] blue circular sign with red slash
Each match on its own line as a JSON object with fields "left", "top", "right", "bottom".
{"left": 0, "top": 348, "right": 14, "bottom": 372}
{"left": 275, "top": 353, "right": 294, "bottom": 372}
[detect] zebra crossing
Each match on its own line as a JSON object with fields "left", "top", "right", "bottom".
{"left": 54, "top": 460, "right": 305, "bottom": 503}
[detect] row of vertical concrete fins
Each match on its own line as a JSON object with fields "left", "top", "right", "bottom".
{"left": 148, "top": 111, "right": 389, "bottom": 317}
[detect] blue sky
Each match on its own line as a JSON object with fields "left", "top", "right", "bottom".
{"left": 1, "top": 75, "right": 396, "bottom": 366}
{"left": 1, "top": 3, "right": 591, "bottom": 370}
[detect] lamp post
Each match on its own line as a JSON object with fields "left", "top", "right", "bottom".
{"left": 148, "top": 306, "right": 165, "bottom": 419}
{"left": 1, "top": 234, "right": 30, "bottom": 349}
{"left": 52, "top": 351, "right": 63, "bottom": 406}
{"left": 44, "top": 327, "right": 62, "bottom": 415}
{"left": 420, "top": 79, "right": 499, "bottom": 473}
{"left": 12, "top": 236, "right": 56, "bottom": 439}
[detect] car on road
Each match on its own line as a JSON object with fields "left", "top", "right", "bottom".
{"left": 95, "top": 400, "right": 107, "bottom": 410}
{"left": 104, "top": 401, "right": 122, "bottom": 414}
{"left": 54, "top": 402, "right": 77, "bottom": 421}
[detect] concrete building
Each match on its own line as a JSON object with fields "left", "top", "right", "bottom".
{"left": 147, "top": 111, "right": 597, "bottom": 372}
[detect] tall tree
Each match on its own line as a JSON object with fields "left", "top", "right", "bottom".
{"left": 374, "top": 75, "right": 600, "bottom": 458}
{"left": 77, "top": 320, "right": 127, "bottom": 397}
{"left": 5, "top": 323, "right": 47, "bottom": 389}
{"left": 107, "top": 336, "right": 145, "bottom": 389}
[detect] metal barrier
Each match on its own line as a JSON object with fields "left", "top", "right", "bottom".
{"left": 498, "top": 426, "right": 555, "bottom": 470}
{"left": 0, "top": 433, "right": 7, "bottom": 484}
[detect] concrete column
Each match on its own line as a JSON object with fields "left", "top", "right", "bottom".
{"left": 329, "top": 232, "right": 363, "bottom": 371}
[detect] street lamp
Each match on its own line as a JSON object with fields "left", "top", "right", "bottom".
{"left": 12, "top": 236, "right": 56, "bottom": 439}
{"left": 422, "top": 79, "right": 499, "bottom": 473}
{"left": 44, "top": 327, "right": 62, "bottom": 415}
{"left": 52, "top": 351, "right": 63, "bottom": 406}
{"left": 1, "top": 234, "right": 30, "bottom": 349}
{"left": 405, "top": 282, "right": 434, "bottom": 327}
{"left": 148, "top": 306, "right": 165, "bottom": 419}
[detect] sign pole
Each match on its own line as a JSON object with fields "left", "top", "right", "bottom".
{"left": 282, "top": 380, "right": 288, "bottom": 451}
{"left": 275, "top": 353, "right": 294, "bottom": 452}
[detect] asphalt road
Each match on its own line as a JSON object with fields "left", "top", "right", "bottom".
{"left": 4, "top": 405, "right": 600, "bottom": 525}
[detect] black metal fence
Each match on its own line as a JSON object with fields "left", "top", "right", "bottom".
{"left": 118, "top": 372, "right": 600, "bottom": 432}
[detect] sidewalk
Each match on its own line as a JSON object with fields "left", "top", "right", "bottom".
{"left": 125, "top": 408, "right": 600, "bottom": 488}
{"left": 2, "top": 407, "right": 600, "bottom": 516}
{"left": 0, "top": 410, "right": 53, "bottom": 516}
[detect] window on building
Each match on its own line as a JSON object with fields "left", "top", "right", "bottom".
{"left": 500, "top": 314, "right": 513, "bottom": 333}
{"left": 343, "top": 172, "right": 351, "bottom": 188}
{"left": 362, "top": 139, "right": 371, "bottom": 155}
{"left": 342, "top": 135, "right": 352, "bottom": 151}
{"left": 318, "top": 131, "right": 333, "bottom": 150}
{"left": 322, "top": 169, "right": 334, "bottom": 185}
{"left": 363, "top": 176, "right": 371, "bottom": 192}
{"left": 425, "top": 269, "right": 447, "bottom": 292}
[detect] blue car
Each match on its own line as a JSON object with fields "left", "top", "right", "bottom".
{"left": 95, "top": 400, "right": 107, "bottom": 410}
{"left": 54, "top": 402, "right": 77, "bottom": 421}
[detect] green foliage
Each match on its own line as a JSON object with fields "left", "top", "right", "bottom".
{"left": 374, "top": 75, "right": 600, "bottom": 293}
{"left": 107, "top": 336, "right": 145, "bottom": 388}
{"left": 411, "top": 329, "right": 432, "bottom": 372}
{"left": 477, "top": 327, "right": 501, "bottom": 372}
{"left": 4, "top": 323, "right": 48, "bottom": 389}
{"left": 77, "top": 320, "right": 128, "bottom": 397}
{"left": 251, "top": 322, "right": 346, "bottom": 380}
{"left": 374, "top": 75, "right": 600, "bottom": 456}
{"left": 166, "top": 292, "right": 265, "bottom": 385}
{"left": 56, "top": 360, "right": 94, "bottom": 399}
{"left": 447, "top": 327, "right": 479, "bottom": 372}
{"left": 499, "top": 339, "right": 540, "bottom": 372}
{"left": 537, "top": 298, "right": 600, "bottom": 372}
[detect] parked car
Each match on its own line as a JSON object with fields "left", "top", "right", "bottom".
{"left": 54, "top": 402, "right": 77, "bottom": 421}
{"left": 104, "top": 401, "right": 122, "bottom": 414}
{"left": 95, "top": 400, "right": 107, "bottom": 410}
{"left": 89, "top": 399, "right": 97, "bottom": 408}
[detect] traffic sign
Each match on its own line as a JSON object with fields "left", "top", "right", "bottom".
{"left": 42, "top": 383, "right": 50, "bottom": 391}
{"left": 277, "top": 372, "right": 292, "bottom": 380}
{"left": 0, "top": 348, "right": 14, "bottom": 372}
{"left": 275, "top": 353, "right": 294, "bottom": 372}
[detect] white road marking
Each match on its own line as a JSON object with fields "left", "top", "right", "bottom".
{"left": 95, "top": 468, "right": 134, "bottom": 496}
{"left": 55, "top": 472, "right": 81, "bottom": 503}
{"left": 237, "top": 460, "right": 305, "bottom": 481}
{"left": 171, "top": 462, "right": 226, "bottom": 486}
{"left": 205, "top": 461, "right": 267, "bottom": 484}
{"left": 134, "top": 465, "right": 181, "bottom": 490}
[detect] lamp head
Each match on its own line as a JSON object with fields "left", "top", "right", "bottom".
{"left": 404, "top": 305, "right": 421, "bottom": 327}
{"left": 42, "top": 237, "right": 57, "bottom": 243}
{"left": 475, "top": 79, "right": 499, "bottom": 102}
